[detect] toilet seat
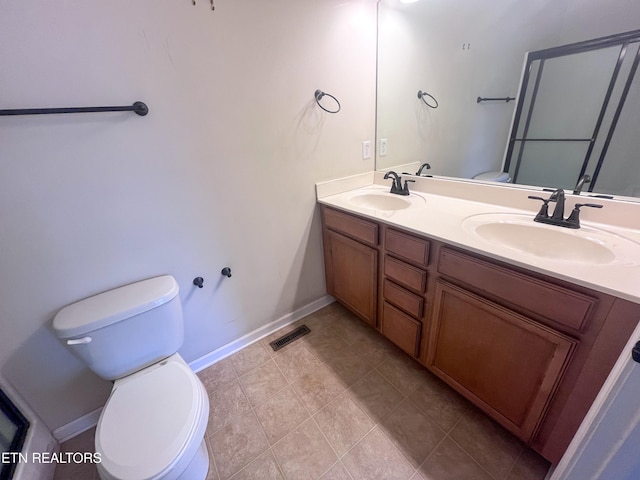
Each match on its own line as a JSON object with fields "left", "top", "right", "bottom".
{"left": 473, "top": 171, "right": 511, "bottom": 182}
{"left": 96, "top": 355, "right": 209, "bottom": 480}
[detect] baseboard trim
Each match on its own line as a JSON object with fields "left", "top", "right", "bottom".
{"left": 52, "top": 407, "right": 102, "bottom": 443}
{"left": 53, "top": 295, "right": 335, "bottom": 441}
{"left": 189, "top": 294, "right": 335, "bottom": 373}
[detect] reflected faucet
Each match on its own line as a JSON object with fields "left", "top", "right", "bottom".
{"left": 573, "top": 174, "right": 591, "bottom": 195}
{"left": 416, "top": 163, "right": 432, "bottom": 176}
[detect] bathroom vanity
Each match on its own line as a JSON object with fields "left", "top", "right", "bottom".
{"left": 317, "top": 174, "right": 640, "bottom": 464}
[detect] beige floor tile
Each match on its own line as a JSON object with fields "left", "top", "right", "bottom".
{"left": 239, "top": 359, "right": 289, "bottom": 407}
{"left": 199, "top": 357, "right": 238, "bottom": 393}
{"left": 254, "top": 386, "right": 310, "bottom": 445}
{"left": 206, "top": 379, "right": 252, "bottom": 434}
{"left": 379, "top": 399, "right": 446, "bottom": 468}
{"left": 294, "top": 304, "right": 340, "bottom": 333}
{"left": 506, "top": 448, "right": 550, "bottom": 480}
{"left": 205, "top": 437, "right": 220, "bottom": 480}
{"left": 209, "top": 411, "right": 270, "bottom": 480}
{"left": 377, "top": 350, "right": 430, "bottom": 396}
{"left": 322, "top": 351, "right": 374, "bottom": 388}
{"left": 274, "top": 344, "right": 323, "bottom": 382}
{"left": 350, "top": 329, "right": 399, "bottom": 367}
{"left": 272, "top": 418, "right": 338, "bottom": 480}
{"left": 230, "top": 450, "right": 284, "bottom": 480}
{"left": 230, "top": 342, "right": 273, "bottom": 376}
{"left": 330, "top": 315, "right": 373, "bottom": 346}
{"left": 53, "top": 463, "right": 99, "bottom": 480}
{"left": 449, "top": 408, "right": 524, "bottom": 479}
{"left": 319, "top": 461, "right": 353, "bottom": 480}
{"left": 408, "top": 374, "right": 469, "bottom": 432}
{"left": 349, "top": 370, "right": 405, "bottom": 422}
{"left": 292, "top": 364, "right": 346, "bottom": 414}
{"left": 314, "top": 392, "right": 375, "bottom": 456}
{"left": 304, "top": 326, "right": 354, "bottom": 362}
{"left": 418, "top": 437, "right": 493, "bottom": 480}
{"left": 342, "top": 427, "right": 415, "bottom": 480}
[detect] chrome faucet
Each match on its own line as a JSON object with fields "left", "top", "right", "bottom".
{"left": 573, "top": 174, "right": 591, "bottom": 195}
{"left": 384, "top": 171, "right": 414, "bottom": 196}
{"left": 528, "top": 188, "right": 603, "bottom": 229}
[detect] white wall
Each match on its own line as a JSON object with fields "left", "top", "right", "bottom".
{"left": 0, "top": 0, "right": 377, "bottom": 431}
{"left": 376, "top": 0, "right": 640, "bottom": 178}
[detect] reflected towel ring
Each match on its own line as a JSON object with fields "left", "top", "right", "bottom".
{"left": 418, "top": 90, "right": 438, "bottom": 108}
{"left": 314, "top": 90, "right": 341, "bottom": 114}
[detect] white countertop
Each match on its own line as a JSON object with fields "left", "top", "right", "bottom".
{"left": 316, "top": 173, "right": 640, "bottom": 304}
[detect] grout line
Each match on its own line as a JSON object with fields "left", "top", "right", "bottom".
{"left": 503, "top": 445, "right": 525, "bottom": 480}
{"left": 447, "top": 432, "right": 504, "bottom": 480}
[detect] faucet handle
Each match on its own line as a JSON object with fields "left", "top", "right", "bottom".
{"left": 402, "top": 179, "right": 415, "bottom": 195}
{"left": 528, "top": 195, "right": 551, "bottom": 219}
{"left": 566, "top": 203, "right": 603, "bottom": 228}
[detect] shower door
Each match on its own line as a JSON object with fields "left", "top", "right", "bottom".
{"left": 504, "top": 29, "right": 640, "bottom": 197}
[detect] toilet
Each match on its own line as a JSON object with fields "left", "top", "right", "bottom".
{"left": 52, "top": 275, "right": 210, "bottom": 480}
{"left": 473, "top": 171, "right": 511, "bottom": 183}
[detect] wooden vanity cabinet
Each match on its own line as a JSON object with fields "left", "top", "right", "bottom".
{"left": 320, "top": 205, "right": 640, "bottom": 464}
{"left": 321, "top": 207, "right": 379, "bottom": 326}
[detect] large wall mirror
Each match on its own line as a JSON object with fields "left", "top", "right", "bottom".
{"left": 376, "top": 0, "right": 640, "bottom": 199}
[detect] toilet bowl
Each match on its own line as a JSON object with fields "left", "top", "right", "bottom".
{"left": 473, "top": 171, "right": 511, "bottom": 183}
{"left": 52, "top": 275, "right": 210, "bottom": 480}
{"left": 96, "top": 355, "right": 209, "bottom": 480}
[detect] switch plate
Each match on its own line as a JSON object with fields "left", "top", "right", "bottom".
{"left": 380, "top": 138, "right": 388, "bottom": 156}
{"left": 362, "top": 140, "right": 371, "bottom": 160}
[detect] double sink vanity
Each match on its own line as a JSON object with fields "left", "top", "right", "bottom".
{"left": 316, "top": 172, "right": 640, "bottom": 465}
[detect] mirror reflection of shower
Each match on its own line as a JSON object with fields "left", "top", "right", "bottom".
{"left": 505, "top": 30, "right": 640, "bottom": 197}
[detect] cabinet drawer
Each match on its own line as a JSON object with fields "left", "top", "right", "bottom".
{"left": 385, "top": 229, "right": 430, "bottom": 268}
{"left": 323, "top": 207, "right": 378, "bottom": 246}
{"left": 437, "top": 248, "right": 596, "bottom": 332}
{"left": 383, "top": 279, "right": 424, "bottom": 319}
{"left": 381, "top": 302, "right": 422, "bottom": 357}
{"left": 384, "top": 256, "right": 427, "bottom": 293}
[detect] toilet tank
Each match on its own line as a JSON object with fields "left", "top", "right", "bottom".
{"left": 52, "top": 275, "right": 184, "bottom": 380}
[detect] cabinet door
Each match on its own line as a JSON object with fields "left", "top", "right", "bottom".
{"left": 325, "top": 229, "right": 378, "bottom": 326}
{"left": 427, "top": 281, "right": 576, "bottom": 442}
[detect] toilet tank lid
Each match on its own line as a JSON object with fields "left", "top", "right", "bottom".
{"left": 53, "top": 275, "right": 179, "bottom": 338}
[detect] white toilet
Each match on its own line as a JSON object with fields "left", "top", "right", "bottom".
{"left": 52, "top": 275, "right": 210, "bottom": 480}
{"left": 473, "top": 171, "right": 511, "bottom": 183}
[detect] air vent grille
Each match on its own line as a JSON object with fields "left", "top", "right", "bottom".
{"left": 269, "top": 325, "right": 311, "bottom": 351}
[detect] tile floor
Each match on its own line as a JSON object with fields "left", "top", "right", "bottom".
{"left": 54, "top": 302, "right": 550, "bottom": 480}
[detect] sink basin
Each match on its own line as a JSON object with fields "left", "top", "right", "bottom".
{"left": 462, "top": 213, "right": 640, "bottom": 265}
{"left": 347, "top": 191, "right": 426, "bottom": 211}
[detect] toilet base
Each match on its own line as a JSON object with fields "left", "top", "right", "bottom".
{"left": 176, "top": 439, "right": 209, "bottom": 480}
{"left": 98, "top": 438, "right": 209, "bottom": 480}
